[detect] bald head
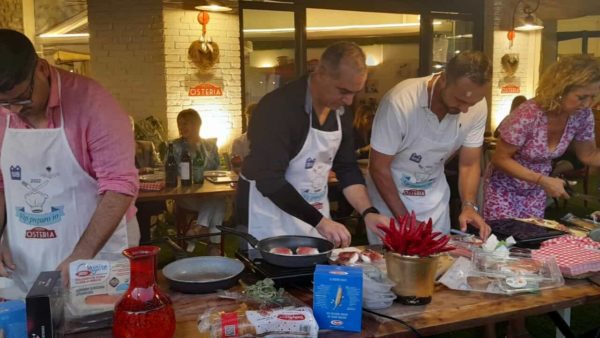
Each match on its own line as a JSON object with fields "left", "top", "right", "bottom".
{"left": 318, "top": 41, "right": 367, "bottom": 79}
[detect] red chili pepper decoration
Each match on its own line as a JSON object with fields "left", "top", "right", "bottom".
{"left": 377, "top": 211, "right": 454, "bottom": 257}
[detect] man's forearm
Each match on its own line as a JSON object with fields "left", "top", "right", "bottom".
{"left": 341, "top": 184, "right": 374, "bottom": 214}
{"left": 458, "top": 160, "right": 481, "bottom": 204}
{"left": 71, "top": 191, "right": 133, "bottom": 259}
{"left": 370, "top": 168, "right": 407, "bottom": 218}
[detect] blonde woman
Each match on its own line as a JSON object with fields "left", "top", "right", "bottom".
{"left": 484, "top": 55, "right": 600, "bottom": 220}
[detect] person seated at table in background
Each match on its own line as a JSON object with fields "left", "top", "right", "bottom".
{"left": 236, "top": 41, "right": 388, "bottom": 248}
{"left": 230, "top": 103, "right": 257, "bottom": 173}
{"left": 367, "top": 50, "right": 492, "bottom": 242}
{"left": 483, "top": 55, "right": 600, "bottom": 221}
{"left": 172, "top": 108, "right": 224, "bottom": 244}
{"left": 353, "top": 103, "right": 376, "bottom": 160}
{"left": 493, "top": 95, "right": 527, "bottom": 138}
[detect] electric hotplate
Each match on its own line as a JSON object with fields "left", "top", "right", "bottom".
{"left": 235, "top": 249, "right": 316, "bottom": 286}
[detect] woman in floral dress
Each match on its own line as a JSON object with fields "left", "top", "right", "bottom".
{"left": 483, "top": 55, "right": 600, "bottom": 220}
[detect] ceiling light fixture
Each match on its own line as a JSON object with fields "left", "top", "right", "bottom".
{"left": 195, "top": 0, "right": 232, "bottom": 12}
{"left": 507, "top": 0, "right": 543, "bottom": 46}
{"left": 513, "top": 0, "right": 543, "bottom": 32}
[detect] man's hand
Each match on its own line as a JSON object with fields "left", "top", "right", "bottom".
{"left": 363, "top": 213, "right": 390, "bottom": 240}
{"left": 56, "top": 251, "right": 93, "bottom": 287}
{"left": 315, "top": 218, "right": 351, "bottom": 248}
{"left": 459, "top": 206, "right": 491, "bottom": 240}
{"left": 0, "top": 241, "right": 15, "bottom": 277}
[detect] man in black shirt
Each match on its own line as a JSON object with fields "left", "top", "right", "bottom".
{"left": 236, "top": 42, "right": 388, "bottom": 248}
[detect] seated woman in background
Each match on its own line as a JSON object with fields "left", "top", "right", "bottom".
{"left": 483, "top": 55, "right": 600, "bottom": 220}
{"left": 173, "top": 109, "right": 224, "bottom": 244}
{"left": 353, "top": 103, "right": 376, "bottom": 159}
{"left": 493, "top": 95, "right": 527, "bottom": 138}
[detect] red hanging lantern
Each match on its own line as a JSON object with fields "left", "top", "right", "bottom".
{"left": 197, "top": 11, "right": 210, "bottom": 36}
{"left": 507, "top": 30, "right": 515, "bottom": 41}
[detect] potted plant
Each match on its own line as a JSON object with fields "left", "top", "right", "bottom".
{"left": 377, "top": 212, "right": 454, "bottom": 305}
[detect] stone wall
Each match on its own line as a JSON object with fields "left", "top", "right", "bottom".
{"left": 87, "top": 0, "right": 167, "bottom": 124}
{"left": 0, "top": 0, "right": 24, "bottom": 32}
{"left": 162, "top": 9, "right": 241, "bottom": 148}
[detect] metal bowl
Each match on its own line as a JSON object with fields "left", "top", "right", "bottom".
{"left": 162, "top": 256, "right": 245, "bottom": 294}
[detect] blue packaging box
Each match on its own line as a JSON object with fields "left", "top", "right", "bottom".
{"left": 313, "top": 264, "right": 363, "bottom": 332}
{"left": 0, "top": 300, "right": 26, "bottom": 338}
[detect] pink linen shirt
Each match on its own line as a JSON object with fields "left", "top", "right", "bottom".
{"left": 0, "top": 66, "right": 138, "bottom": 219}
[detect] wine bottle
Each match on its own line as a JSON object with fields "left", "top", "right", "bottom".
{"left": 165, "top": 143, "right": 178, "bottom": 188}
{"left": 180, "top": 144, "right": 192, "bottom": 186}
{"left": 192, "top": 149, "right": 205, "bottom": 184}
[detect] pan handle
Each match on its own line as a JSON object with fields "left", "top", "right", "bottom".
{"left": 216, "top": 225, "right": 259, "bottom": 247}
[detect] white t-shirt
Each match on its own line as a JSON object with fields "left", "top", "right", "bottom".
{"left": 371, "top": 75, "right": 487, "bottom": 157}
{"left": 366, "top": 75, "right": 487, "bottom": 240}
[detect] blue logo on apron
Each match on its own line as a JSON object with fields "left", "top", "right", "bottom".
{"left": 305, "top": 157, "right": 316, "bottom": 169}
{"left": 409, "top": 153, "right": 422, "bottom": 163}
{"left": 10, "top": 165, "right": 21, "bottom": 180}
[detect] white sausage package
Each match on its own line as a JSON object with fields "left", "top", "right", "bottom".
{"left": 65, "top": 256, "right": 130, "bottom": 317}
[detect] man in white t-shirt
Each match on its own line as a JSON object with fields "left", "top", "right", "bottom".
{"left": 366, "top": 51, "right": 492, "bottom": 243}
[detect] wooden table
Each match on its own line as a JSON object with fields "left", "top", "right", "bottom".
{"left": 166, "top": 278, "right": 600, "bottom": 337}
{"left": 67, "top": 273, "right": 600, "bottom": 337}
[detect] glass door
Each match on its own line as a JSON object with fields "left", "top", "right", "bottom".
{"left": 242, "top": 8, "right": 296, "bottom": 108}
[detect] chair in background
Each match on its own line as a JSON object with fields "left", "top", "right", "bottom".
{"left": 174, "top": 203, "right": 224, "bottom": 255}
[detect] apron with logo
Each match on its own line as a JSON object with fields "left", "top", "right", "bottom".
{"left": 246, "top": 94, "right": 343, "bottom": 241}
{"left": 0, "top": 71, "right": 128, "bottom": 292}
{"left": 367, "top": 76, "right": 460, "bottom": 241}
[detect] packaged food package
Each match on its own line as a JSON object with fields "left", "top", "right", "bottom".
{"left": 0, "top": 300, "right": 26, "bottom": 338}
{"left": 313, "top": 265, "right": 362, "bottom": 332}
{"left": 533, "top": 236, "right": 600, "bottom": 278}
{"left": 197, "top": 303, "right": 319, "bottom": 338}
{"left": 26, "top": 271, "right": 63, "bottom": 338}
{"left": 65, "top": 256, "right": 130, "bottom": 318}
{"left": 360, "top": 264, "right": 395, "bottom": 310}
{"left": 440, "top": 249, "right": 564, "bottom": 295}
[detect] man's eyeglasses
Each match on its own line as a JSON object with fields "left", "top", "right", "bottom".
{"left": 0, "top": 64, "right": 36, "bottom": 108}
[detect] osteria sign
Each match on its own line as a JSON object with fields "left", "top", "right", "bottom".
{"left": 188, "top": 83, "right": 223, "bottom": 96}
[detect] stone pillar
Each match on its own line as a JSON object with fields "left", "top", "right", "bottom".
{"left": 0, "top": 0, "right": 24, "bottom": 32}
{"left": 87, "top": 0, "right": 167, "bottom": 122}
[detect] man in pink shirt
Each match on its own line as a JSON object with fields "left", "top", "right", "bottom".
{"left": 0, "top": 29, "right": 139, "bottom": 292}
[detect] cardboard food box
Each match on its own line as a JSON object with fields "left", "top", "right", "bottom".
{"left": 26, "top": 271, "right": 63, "bottom": 338}
{"left": 0, "top": 300, "right": 26, "bottom": 338}
{"left": 313, "top": 265, "right": 363, "bottom": 332}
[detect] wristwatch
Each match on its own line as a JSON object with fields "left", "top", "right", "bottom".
{"left": 361, "top": 206, "right": 379, "bottom": 219}
{"left": 462, "top": 201, "right": 479, "bottom": 213}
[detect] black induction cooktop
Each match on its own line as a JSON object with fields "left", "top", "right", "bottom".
{"left": 235, "top": 249, "right": 316, "bottom": 285}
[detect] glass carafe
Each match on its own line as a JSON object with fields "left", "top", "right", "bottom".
{"left": 113, "top": 246, "right": 175, "bottom": 338}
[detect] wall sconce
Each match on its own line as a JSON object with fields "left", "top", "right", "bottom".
{"left": 513, "top": 0, "right": 543, "bottom": 32}
{"left": 195, "top": 0, "right": 232, "bottom": 12}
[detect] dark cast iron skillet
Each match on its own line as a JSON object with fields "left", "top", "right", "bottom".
{"left": 217, "top": 226, "right": 334, "bottom": 268}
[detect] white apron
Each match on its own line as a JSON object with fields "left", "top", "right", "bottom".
{"left": 0, "top": 72, "right": 128, "bottom": 292}
{"left": 367, "top": 76, "right": 459, "bottom": 242}
{"left": 246, "top": 99, "right": 343, "bottom": 241}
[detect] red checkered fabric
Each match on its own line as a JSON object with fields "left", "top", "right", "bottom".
{"left": 541, "top": 235, "right": 600, "bottom": 250}
{"left": 533, "top": 237, "right": 600, "bottom": 277}
{"left": 139, "top": 181, "right": 165, "bottom": 191}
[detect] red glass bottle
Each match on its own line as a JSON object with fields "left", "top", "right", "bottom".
{"left": 113, "top": 246, "right": 175, "bottom": 338}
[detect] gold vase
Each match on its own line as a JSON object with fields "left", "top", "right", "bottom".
{"left": 385, "top": 252, "right": 439, "bottom": 305}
